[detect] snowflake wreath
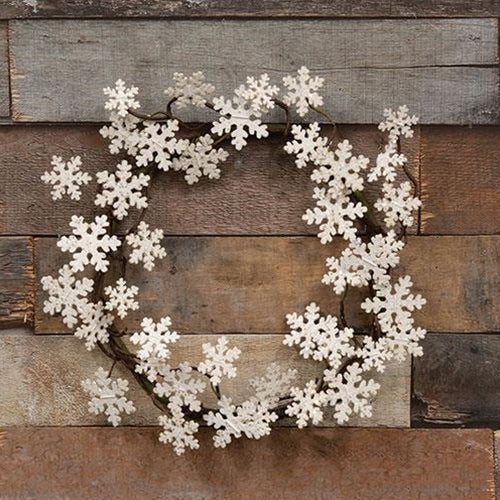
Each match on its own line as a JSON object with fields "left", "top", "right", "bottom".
{"left": 40, "top": 68, "right": 425, "bottom": 455}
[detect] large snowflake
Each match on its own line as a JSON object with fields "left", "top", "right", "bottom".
{"left": 379, "top": 105, "right": 419, "bottom": 142}
{"left": 285, "top": 381, "right": 328, "bottom": 428}
{"left": 125, "top": 221, "right": 166, "bottom": 271}
{"left": 95, "top": 160, "right": 150, "bottom": 220}
{"left": 165, "top": 71, "right": 215, "bottom": 108}
{"left": 303, "top": 187, "right": 367, "bottom": 243}
{"left": 41, "top": 155, "right": 92, "bottom": 201}
{"left": 104, "top": 277, "right": 139, "bottom": 319}
{"left": 130, "top": 316, "right": 179, "bottom": 363}
{"left": 100, "top": 113, "right": 141, "bottom": 156}
{"left": 57, "top": 215, "right": 121, "bottom": 273}
{"left": 211, "top": 95, "right": 268, "bottom": 150}
{"left": 74, "top": 301, "right": 114, "bottom": 350}
{"left": 375, "top": 181, "right": 421, "bottom": 228}
{"left": 41, "top": 264, "right": 93, "bottom": 328}
{"left": 284, "top": 123, "right": 328, "bottom": 168}
{"left": 197, "top": 336, "right": 241, "bottom": 385}
{"left": 158, "top": 410, "right": 200, "bottom": 455}
{"left": 81, "top": 367, "right": 136, "bottom": 426}
{"left": 103, "top": 79, "right": 140, "bottom": 118}
{"left": 239, "top": 73, "right": 279, "bottom": 112}
{"left": 282, "top": 66, "right": 324, "bottom": 117}
{"left": 171, "top": 134, "right": 229, "bottom": 185}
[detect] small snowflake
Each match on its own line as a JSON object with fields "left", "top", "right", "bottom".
{"left": 74, "top": 301, "right": 114, "bottom": 350}
{"left": 368, "top": 143, "right": 407, "bottom": 183}
{"left": 41, "top": 264, "right": 93, "bottom": 328}
{"left": 130, "top": 316, "right": 179, "bottom": 363}
{"left": 385, "top": 325, "right": 426, "bottom": 362}
{"left": 104, "top": 278, "right": 139, "bottom": 319}
{"left": 100, "top": 113, "right": 141, "bottom": 156}
{"left": 303, "top": 187, "right": 367, "bottom": 243}
{"left": 41, "top": 155, "right": 92, "bottom": 201}
{"left": 284, "top": 123, "right": 328, "bottom": 168}
{"left": 211, "top": 95, "right": 268, "bottom": 150}
{"left": 375, "top": 181, "right": 421, "bottom": 228}
{"left": 103, "top": 79, "right": 140, "bottom": 118}
{"left": 361, "top": 275, "right": 426, "bottom": 332}
{"left": 57, "top": 215, "right": 121, "bottom": 273}
{"left": 125, "top": 221, "right": 166, "bottom": 271}
{"left": 285, "top": 380, "right": 328, "bottom": 428}
{"left": 136, "top": 120, "right": 188, "bottom": 171}
{"left": 322, "top": 230, "right": 404, "bottom": 295}
{"left": 324, "top": 363, "right": 380, "bottom": 424}
{"left": 158, "top": 410, "right": 200, "bottom": 455}
{"left": 81, "top": 367, "right": 136, "bottom": 426}
{"left": 356, "top": 337, "right": 393, "bottom": 373}
{"left": 282, "top": 66, "right": 324, "bottom": 117}
{"left": 197, "top": 336, "right": 241, "bottom": 385}
{"left": 95, "top": 160, "right": 150, "bottom": 220}
{"left": 171, "top": 134, "right": 229, "bottom": 185}
{"left": 379, "top": 105, "right": 419, "bottom": 142}
{"left": 239, "top": 73, "right": 279, "bottom": 112}
{"left": 250, "top": 363, "right": 297, "bottom": 406}
{"left": 165, "top": 71, "right": 215, "bottom": 108}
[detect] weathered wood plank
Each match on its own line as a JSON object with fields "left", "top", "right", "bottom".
{"left": 413, "top": 334, "right": 500, "bottom": 427}
{"left": 34, "top": 235, "right": 500, "bottom": 334}
{"left": 2, "top": 1, "right": 500, "bottom": 18}
{"left": 495, "top": 431, "right": 500, "bottom": 500}
{"left": 0, "top": 237, "right": 33, "bottom": 328}
{"left": 9, "top": 20, "right": 498, "bottom": 123}
{"left": 0, "top": 333, "right": 410, "bottom": 427}
{"left": 0, "top": 22, "right": 8, "bottom": 116}
{"left": 421, "top": 126, "right": 500, "bottom": 235}
{"left": 0, "top": 427, "right": 494, "bottom": 500}
{"left": 0, "top": 124, "right": 419, "bottom": 236}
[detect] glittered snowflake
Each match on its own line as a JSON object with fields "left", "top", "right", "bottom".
{"left": 57, "top": 215, "right": 121, "bottom": 273}
{"left": 158, "top": 410, "right": 200, "bottom": 455}
{"left": 103, "top": 79, "right": 140, "bottom": 118}
{"left": 125, "top": 221, "right": 166, "bottom": 271}
{"left": 41, "top": 155, "right": 92, "bottom": 201}
{"left": 130, "top": 316, "right": 179, "bottom": 363}
{"left": 239, "top": 73, "right": 279, "bottom": 112}
{"left": 282, "top": 66, "right": 324, "bottom": 117}
{"left": 104, "top": 278, "right": 139, "bottom": 319}
{"left": 100, "top": 113, "right": 142, "bottom": 156}
{"left": 368, "top": 143, "right": 407, "bottom": 183}
{"left": 250, "top": 363, "right": 297, "bottom": 406}
{"left": 285, "top": 381, "right": 328, "bottom": 428}
{"left": 386, "top": 326, "right": 426, "bottom": 362}
{"left": 74, "top": 301, "right": 114, "bottom": 350}
{"left": 284, "top": 123, "right": 328, "bottom": 168}
{"left": 165, "top": 71, "right": 215, "bottom": 108}
{"left": 197, "top": 336, "right": 241, "bottom": 385}
{"left": 356, "top": 337, "right": 393, "bottom": 373}
{"left": 81, "top": 367, "right": 136, "bottom": 426}
{"left": 375, "top": 181, "right": 421, "bottom": 228}
{"left": 379, "top": 105, "right": 419, "bottom": 142}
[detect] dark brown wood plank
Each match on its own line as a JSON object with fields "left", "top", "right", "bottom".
{"left": 0, "top": 124, "right": 418, "bottom": 236}
{"left": 1, "top": 0, "right": 500, "bottom": 18}
{"left": 34, "top": 235, "right": 500, "bottom": 334}
{"left": 421, "top": 126, "right": 500, "bottom": 235}
{"left": 10, "top": 20, "right": 498, "bottom": 123}
{"left": 0, "top": 22, "right": 8, "bottom": 116}
{"left": 0, "top": 427, "right": 494, "bottom": 500}
{"left": 413, "top": 334, "right": 500, "bottom": 427}
{"left": 0, "top": 237, "right": 33, "bottom": 328}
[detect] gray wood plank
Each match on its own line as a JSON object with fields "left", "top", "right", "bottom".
{"left": 0, "top": 333, "right": 410, "bottom": 427}
{"left": 0, "top": 22, "right": 8, "bottom": 116}
{"left": 9, "top": 19, "right": 499, "bottom": 124}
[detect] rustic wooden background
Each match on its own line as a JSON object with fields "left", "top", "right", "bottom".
{"left": 1, "top": 1, "right": 500, "bottom": 499}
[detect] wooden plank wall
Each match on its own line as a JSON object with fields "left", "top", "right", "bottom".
{"left": 1, "top": 2, "right": 500, "bottom": 499}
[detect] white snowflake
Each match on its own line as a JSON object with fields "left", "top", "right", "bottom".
{"left": 40, "top": 264, "right": 93, "bottom": 328}
{"left": 57, "top": 215, "right": 121, "bottom": 273}
{"left": 136, "top": 120, "right": 188, "bottom": 171}
{"left": 95, "top": 160, "right": 150, "bottom": 220}
{"left": 197, "top": 336, "right": 241, "bottom": 385}
{"left": 282, "top": 66, "right": 324, "bottom": 117}
{"left": 171, "top": 134, "right": 229, "bottom": 185}
{"left": 211, "top": 95, "right": 268, "bottom": 150}
{"left": 81, "top": 367, "right": 136, "bottom": 426}
{"left": 100, "top": 113, "right": 141, "bottom": 156}
{"left": 385, "top": 325, "right": 426, "bottom": 362}
{"left": 130, "top": 316, "right": 179, "bottom": 363}
{"left": 284, "top": 123, "right": 328, "bottom": 168}
{"left": 285, "top": 380, "right": 328, "bottom": 428}
{"left": 154, "top": 363, "right": 206, "bottom": 413}
{"left": 74, "top": 301, "right": 114, "bottom": 350}
{"left": 104, "top": 278, "right": 139, "bottom": 319}
{"left": 310, "top": 139, "right": 369, "bottom": 193}
{"left": 375, "top": 181, "right": 421, "bottom": 228}
{"left": 361, "top": 275, "right": 426, "bottom": 332}
{"left": 303, "top": 187, "right": 367, "bottom": 243}
{"left": 379, "top": 105, "right": 419, "bottom": 142}
{"left": 322, "top": 230, "right": 404, "bottom": 295}
{"left": 125, "top": 221, "right": 166, "bottom": 271}
{"left": 158, "top": 410, "right": 200, "bottom": 455}
{"left": 324, "top": 362, "right": 380, "bottom": 424}
{"left": 239, "top": 73, "right": 279, "bottom": 112}
{"left": 103, "top": 79, "right": 140, "bottom": 118}
{"left": 41, "top": 155, "right": 92, "bottom": 201}
{"left": 356, "top": 337, "right": 393, "bottom": 373}
{"left": 368, "top": 143, "right": 407, "bottom": 183}
{"left": 165, "top": 71, "right": 215, "bottom": 108}
{"left": 250, "top": 363, "right": 297, "bottom": 406}
{"left": 204, "top": 395, "right": 277, "bottom": 448}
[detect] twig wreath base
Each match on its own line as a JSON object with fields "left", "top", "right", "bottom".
{"left": 40, "top": 68, "right": 426, "bottom": 455}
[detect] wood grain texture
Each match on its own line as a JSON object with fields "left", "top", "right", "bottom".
{"left": 2, "top": 0, "right": 500, "bottom": 18}
{"left": 0, "top": 124, "right": 419, "bottom": 236}
{"left": 34, "top": 235, "right": 500, "bottom": 334}
{"left": 0, "top": 427, "right": 494, "bottom": 500}
{"left": 0, "top": 237, "right": 33, "bottom": 328}
{"left": 413, "top": 334, "right": 500, "bottom": 427}
{"left": 0, "top": 333, "right": 410, "bottom": 427}
{"left": 421, "top": 126, "right": 500, "bottom": 235}
{"left": 0, "top": 22, "right": 8, "bottom": 116}
{"left": 9, "top": 19, "right": 499, "bottom": 123}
